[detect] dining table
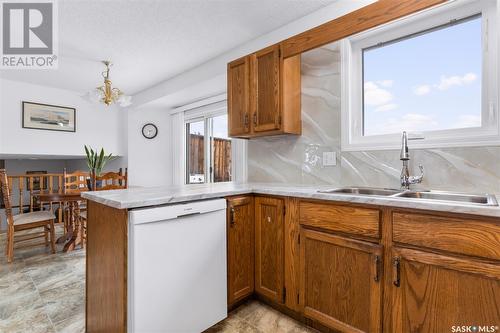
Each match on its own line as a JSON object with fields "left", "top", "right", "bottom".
{"left": 35, "top": 189, "right": 85, "bottom": 252}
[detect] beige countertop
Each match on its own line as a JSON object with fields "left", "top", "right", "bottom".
{"left": 81, "top": 183, "right": 500, "bottom": 218}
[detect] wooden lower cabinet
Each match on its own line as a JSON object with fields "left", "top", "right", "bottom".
{"left": 299, "top": 227, "right": 383, "bottom": 333}
{"left": 391, "top": 247, "right": 500, "bottom": 333}
{"left": 255, "top": 196, "right": 285, "bottom": 303}
{"left": 224, "top": 196, "right": 500, "bottom": 333}
{"left": 227, "top": 196, "right": 254, "bottom": 307}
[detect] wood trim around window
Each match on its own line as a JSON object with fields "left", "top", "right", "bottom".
{"left": 281, "top": 0, "right": 447, "bottom": 58}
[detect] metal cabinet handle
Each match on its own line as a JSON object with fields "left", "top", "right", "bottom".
{"left": 266, "top": 216, "right": 271, "bottom": 223}
{"left": 374, "top": 255, "right": 381, "bottom": 282}
{"left": 229, "top": 207, "right": 235, "bottom": 227}
{"left": 393, "top": 257, "right": 401, "bottom": 287}
{"left": 244, "top": 114, "right": 249, "bottom": 127}
{"left": 253, "top": 113, "right": 257, "bottom": 126}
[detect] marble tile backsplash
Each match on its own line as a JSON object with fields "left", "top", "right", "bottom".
{"left": 340, "top": 147, "right": 500, "bottom": 193}
{"left": 247, "top": 44, "right": 500, "bottom": 194}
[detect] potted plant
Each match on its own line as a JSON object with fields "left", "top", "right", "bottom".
{"left": 84, "top": 145, "right": 115, "bottom": 190}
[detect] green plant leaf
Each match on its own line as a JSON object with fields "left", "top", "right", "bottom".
{"left": 94, "top": 148, "right": 104, "bottom": 176}
{"left": 83, "top": 145, "right": 116, "bottom": 176}
{"left": 84, "top": 145, "right": 92, "bottom": 170}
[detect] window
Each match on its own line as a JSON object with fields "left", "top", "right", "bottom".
{"left": 363, "top": 15, "right": 482, "bottom": 136}
{"left": 186, "top": 120, "right": 205, "bottom": 184}
{"left": 342, "top": 0, "right": 498, "bottom": 150}
{"left": 186, "top": 114, "right": 232, "bottom": 184}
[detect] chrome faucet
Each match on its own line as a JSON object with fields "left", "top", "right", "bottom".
{"left": 400, "top": 131, "right": 424, "bottom": 190}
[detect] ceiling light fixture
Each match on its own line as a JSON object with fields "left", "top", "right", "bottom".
{"left": 89, "top": 61, "right": 132, "bottom": 107}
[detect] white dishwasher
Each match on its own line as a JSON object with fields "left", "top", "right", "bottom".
{"left": 128, "top": 199, "right": 227, "bottom": 333}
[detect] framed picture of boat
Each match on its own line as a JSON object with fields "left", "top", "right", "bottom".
{"left": 22, "top": 101, "right": 76, "bottom": 132}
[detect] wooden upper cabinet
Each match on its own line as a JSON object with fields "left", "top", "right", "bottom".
{"left": 227, "top": 196, "right": 254, "bottom": 307}
{"left": 391, "top": 247, "right": 500, "bottom": 333}
{"left": 227, "top": 56, "right": 251, "bottom": 137}
{"left": 300, "top": 228, "right": 383, "bottom": 333}
{"left": 227, "top": 44, "right": 301, "bottom": 138}
{"left": 253, "top": 45, "right": 281, "bottom": 132}
{"left": 255, "top": 196, "right": 284, "bottom": 303}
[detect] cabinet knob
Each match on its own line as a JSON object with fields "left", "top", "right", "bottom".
{"left": 267, "top": 216, "right": 271, "bottom": 223}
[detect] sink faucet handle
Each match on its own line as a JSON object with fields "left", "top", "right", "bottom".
{"left": 409, "top": 164, "right": 424, "bottom": 185}
{"left": 418, "top": 164, "right": 424, "bottom": 176}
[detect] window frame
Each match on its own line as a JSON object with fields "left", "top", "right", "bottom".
{"left": 341, "top": 0, "right": 499, "bottom": 151}
{"left": 185, "top": 117, "right": 208, "bottom": 184}
{"left": 184, "top": 105, "right": 233, "bottom": 185}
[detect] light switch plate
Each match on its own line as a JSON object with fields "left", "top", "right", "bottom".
{"left": 322, "top": 152, "right": 337, "bottom": 166}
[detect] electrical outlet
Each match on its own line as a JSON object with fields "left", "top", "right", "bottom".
{"left": 322, "top": 152, "right": 337, "bottom": 166}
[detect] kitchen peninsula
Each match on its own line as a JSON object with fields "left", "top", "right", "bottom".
{"left": 83, "top": 183, "right": 500, "bottom": 333}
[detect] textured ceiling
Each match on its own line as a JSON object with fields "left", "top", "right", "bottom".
{"left": 1, "top": 0, "right": 336, "bottom": 95}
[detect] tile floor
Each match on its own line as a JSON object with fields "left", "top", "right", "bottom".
{"left": 0, "top": 226, "right": 85, "bottom": 333}
{"left": 1, "top": 227, "right": 316, "bottom": 333}
{"left": 205, "top": 301, "right": 318, "bottom": 333}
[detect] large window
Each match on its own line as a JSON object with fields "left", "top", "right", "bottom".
{"left": 363, "top": 15, "right": 482, "bottom": 136}
{"left": 186, "top": 114, "right": 232, "bottom": 184}
{"left": 342, "top": 0, "right": 498, "bottom": 150}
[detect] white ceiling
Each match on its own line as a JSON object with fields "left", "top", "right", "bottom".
{"left": 0, "top": 0, "right": 336, "bottom": 96}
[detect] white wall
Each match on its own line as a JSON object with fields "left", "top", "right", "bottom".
{"left": 5, "top": 159, "right": 67, "bottom": 175}
{"left": 64, "top": 157, "right": 128, "bottom": 174}
{"left": 0, "top": 78, "right": 126, "bottom": 157}
{"left": 127, "top": 106, "right": 171, "bottom": 187}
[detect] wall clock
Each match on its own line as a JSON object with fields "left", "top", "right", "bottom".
{"left": 142, "top": 123, "right": 158, "bottom": 139}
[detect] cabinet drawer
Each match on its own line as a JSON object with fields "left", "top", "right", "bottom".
{"left": 299, "top": 201, "right": 380, "bottom": 238}
{"left": 393, "top": 212, "right": 500, "bottom": 260}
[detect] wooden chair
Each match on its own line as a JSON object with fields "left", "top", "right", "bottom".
{"left": 80, "top": 168, "right": 128, "bottom": 248}
{"left": 63, "top": 169, "right": 90, "bottom": 190}
{"left": 60, "top": 169, "right": 90, "bottom": 237}
{"left": 1, "top": 169, "right": 56, "bottom": 263}
{"left": 94, "top": 168, "right": 128, "bottom": 190}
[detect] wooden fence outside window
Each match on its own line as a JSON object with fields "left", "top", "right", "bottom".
{"left": 188, "top": 134, "right": 232, "bottom": 183}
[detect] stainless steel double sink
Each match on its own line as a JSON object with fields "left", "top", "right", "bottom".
{"left": 318, "top": 187, "right": 498, "bottom": 206}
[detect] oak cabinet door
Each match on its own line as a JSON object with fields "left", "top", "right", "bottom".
{"left": 255, "top": 196, "right": 284, "bottom": 302}
{"left": 300, "top": 228, "right": 383, "bottom": 333}
{"left": 252, "top": 44, "right": 281, "bottom": 132}
{"left": 227, "top": 56, "right": 251, "bottom": 137}
{"left": 391, "top": 247, "right": 500, "bottom": 333}
{"left": 227, "top": 196, "right": 254, "bottom": 307}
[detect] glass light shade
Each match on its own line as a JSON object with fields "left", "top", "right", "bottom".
{"left": 117, "top": 94, "right": 132, "bottom": 107}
